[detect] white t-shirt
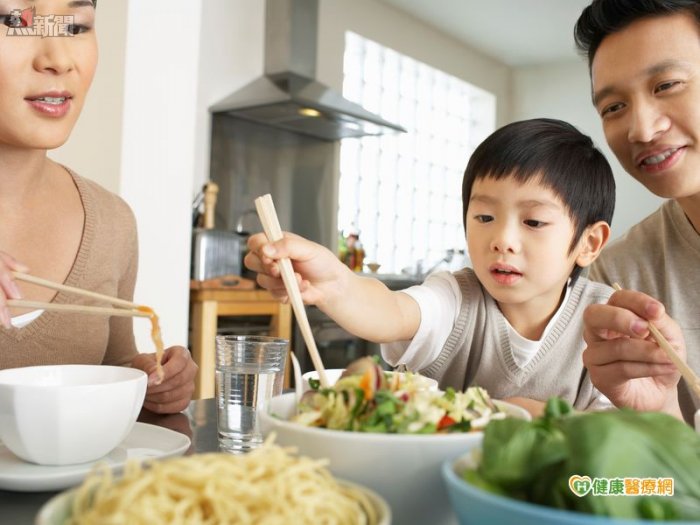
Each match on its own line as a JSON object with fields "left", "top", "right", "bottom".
{"left": 384, "top": 272, "right": 570, "bottom": 370}
{"left": 382, "top": 271, "right": 612, "bottom": 409}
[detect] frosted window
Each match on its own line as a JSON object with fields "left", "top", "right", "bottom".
{"left": 339, "top": 32, "right": 496, "bottom": 274}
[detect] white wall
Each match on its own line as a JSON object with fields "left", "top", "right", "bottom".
{"left": 512, "top": 60, "right": 663, "bottom": 239}
{"left": 318, "top": 0, "right": 512, "bottom": 126}
{"left": 118, "top": 1, "right": 202, "bottom": 350}
{"left": 192, "top": 0, "right": 265, "bottom": 193}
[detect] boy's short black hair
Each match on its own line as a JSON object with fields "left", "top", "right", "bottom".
{"left": 574, "top": 0, "right": 700, "bottom": 68}
{"left": 461, "top": 118, "right": 615, "bottom": 283}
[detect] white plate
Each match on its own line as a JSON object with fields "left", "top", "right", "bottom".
{"left": 0, "top": 422, "right": 191, "bottom": 492}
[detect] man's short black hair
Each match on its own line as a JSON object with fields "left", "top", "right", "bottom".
{"left": 461, "top": 118, "right": 615, "bottom": 283}
{"left": 574, "top": 0, "right": 700, "bottom": 68}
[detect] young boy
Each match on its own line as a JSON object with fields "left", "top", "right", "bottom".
{"left": 246, "top": 118, "right": 616, "bottom": 410}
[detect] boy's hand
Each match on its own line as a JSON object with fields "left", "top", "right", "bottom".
{"left": 131, "top": 346, "right": 197, "bottom": 414}
{"left": 246, "top": 231, "right": 420, "bottom": 342}
{"left": 582, "top": 289, "right": 685, "bottom": 419}
{"left": 245, "top": 232, "right": 350, "bottom": 307}
{"left": 0, "top": 252, "right": 29, "bottom": 328}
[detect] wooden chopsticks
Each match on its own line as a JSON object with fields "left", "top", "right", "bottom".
{"left": 254, "top": 194, "right": 330, "bottom": 388}
{"left": 7, "top": 272, "right": 150, "bottom": 318}
{"left": 613, "top": 283, "right": 700, "bottom": 398}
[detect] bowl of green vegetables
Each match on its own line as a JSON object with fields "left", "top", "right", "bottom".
{"left": 442, "top": 399, "right": 700, "bottom": 524}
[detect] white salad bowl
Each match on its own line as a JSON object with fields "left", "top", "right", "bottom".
{"left": 260, "top": 392, "right": 529, "bottom": 525}
{"left": 0, "top": 365, "right": 146, "bottom": 466}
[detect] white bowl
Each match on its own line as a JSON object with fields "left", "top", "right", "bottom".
{"left": 260, "top": 392, "right": 529, "bottom": 525}
{"left": 0, "top": 365, "right": 146, "bottom": 465}
{"left": 302, "top": 368, "right": 439, "bottom": 392}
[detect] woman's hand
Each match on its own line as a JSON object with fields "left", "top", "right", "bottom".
{"left": 131, "top": 346, "right": 198, "bottom": 414}
{"left": 0, "top": 252, "right": 29, "bottom": 328}
{"left": 583, "top": 289, "right": 685, "bottom": 419}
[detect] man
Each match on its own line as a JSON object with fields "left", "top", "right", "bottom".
{"left": 575, "top": 0, "right": 700, "bottom": 423}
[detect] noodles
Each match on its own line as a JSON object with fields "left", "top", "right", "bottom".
{"left": 67, "top": 439, "right": 382, "bottom": 525}
{"left": 136, "top": 305, "right": 164, "bottom": 383}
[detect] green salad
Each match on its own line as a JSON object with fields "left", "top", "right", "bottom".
{"left": 464, "top": 398, "right": 700, "bottom": 521}
{"left": 293, "top": 358, "right": 505, "bottom": 434}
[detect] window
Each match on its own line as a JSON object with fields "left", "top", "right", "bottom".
{"left": 339, "top": 32, "right": 496, "bottom": 274}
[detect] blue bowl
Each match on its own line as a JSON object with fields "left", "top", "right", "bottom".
{"left": 441, "top": 453, "right": 700, "bottom": 525}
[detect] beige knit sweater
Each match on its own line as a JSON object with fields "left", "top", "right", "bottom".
{"left": 590, "top": 200, "right": 700, "bottom": 424}
{"left": 0, "top": 171, "right": 139, "bottom": 369}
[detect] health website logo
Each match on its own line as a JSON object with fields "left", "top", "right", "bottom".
{"left": 569, "top": 475, "right": 674, "bottom": 497}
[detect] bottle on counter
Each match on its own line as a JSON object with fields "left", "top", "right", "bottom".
{"left": 337, "top": 231, "right": 348, "bottom": 263}
{"left": 339, "top": 229, "right": 365, "bottom": 272}
{"left": 353, "top": 240, "right": 365, "bottom": 272}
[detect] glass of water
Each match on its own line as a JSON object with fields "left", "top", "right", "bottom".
{"left": 215, "top": 335, "right": 288, "bottom": 453}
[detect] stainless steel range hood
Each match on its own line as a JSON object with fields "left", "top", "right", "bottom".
{"left": 210, "top": 0, "right": 405, "bottom": 141}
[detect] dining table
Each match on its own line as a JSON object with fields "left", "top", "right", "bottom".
{"left": 1, "top": 398, "right": 218, "bottom": 525}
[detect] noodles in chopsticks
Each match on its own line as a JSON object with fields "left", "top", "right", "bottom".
{"left": 136, "top": 305, "right": 164, "bottom": 383}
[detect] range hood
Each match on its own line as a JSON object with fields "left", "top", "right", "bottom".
{"left": 210, "top": 0, "right": 405, "bottom": 141}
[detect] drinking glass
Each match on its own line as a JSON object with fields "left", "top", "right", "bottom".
{"left": 215, "top": 335, "right": 288, "bottom": 452}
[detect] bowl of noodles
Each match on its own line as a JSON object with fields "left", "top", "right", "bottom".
{"left": 35, "top": 441, "right": 390, "bottom": 525}
{"left": 259, "top": 360, "right": 530, "bottom": 525}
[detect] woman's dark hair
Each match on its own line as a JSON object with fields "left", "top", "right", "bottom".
{"left": 574, "top": 0, "right": 700, "bottom": 67}
{"left": 461, "top": 118, "right": 615, "bottom": 283}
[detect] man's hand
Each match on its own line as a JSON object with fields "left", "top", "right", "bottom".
{"left": 583, "top": 289, "right": 684, "bottom": 418}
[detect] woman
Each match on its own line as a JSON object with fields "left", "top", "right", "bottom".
{"left": 0, "top": 0, "right": 197, "bottom": 414}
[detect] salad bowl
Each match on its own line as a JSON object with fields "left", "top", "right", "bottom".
{"left": 260, "top": 392, "right": 529, "bottom": 525}
{"left": 443, "top": 451, "right": 700, "bottom": 525}
{"left": 301, "top": 368, "right": 439, "bottom": 392}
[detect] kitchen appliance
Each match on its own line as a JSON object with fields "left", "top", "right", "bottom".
{"left": 191, "top": 182, "right": 243, "bottom": 281}
{"left": 209, "top": 0, "right": 405, "bottom": 141}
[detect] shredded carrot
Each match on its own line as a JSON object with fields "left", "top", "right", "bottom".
{"left": 359, "top": 368, "right": 375, "bottom": 401}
